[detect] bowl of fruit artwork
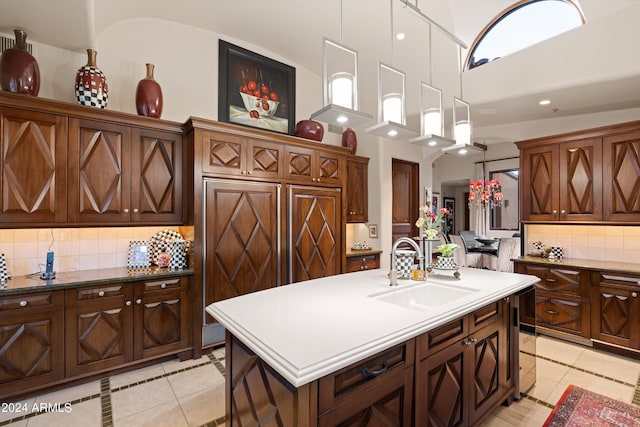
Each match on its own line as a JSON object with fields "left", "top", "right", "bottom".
{"left": 239, "top": 73, "right": 280, "bottom": 118}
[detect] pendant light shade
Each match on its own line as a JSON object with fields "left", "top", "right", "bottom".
{"left": 410, "top": 83, "right": 455, "bottom": 148}
{"left": 310, "top": 38, "right": 372, "bottom": 127}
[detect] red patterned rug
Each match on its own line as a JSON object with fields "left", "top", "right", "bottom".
{"left": 544, "top": 384, "right": 640, "bottom": 427}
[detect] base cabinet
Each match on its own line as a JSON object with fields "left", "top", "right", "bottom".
{"left": 0, "top": 291, "right": 64, "bottom": 400}
{"left": 346, "top": 253, "right": 380, "bottom": 272}
{"left": 226, "top": 297, "right": 515, "bottom": 427}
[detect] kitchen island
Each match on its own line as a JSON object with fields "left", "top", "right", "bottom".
{"left": 207, "top": 268, "right": 539, "bottom": 426}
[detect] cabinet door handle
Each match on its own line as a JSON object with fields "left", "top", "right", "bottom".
{"left": 552, "top": 210, "right": 558, "bottom": 214}
{"left": 19, "top": 300, "right": 28, "bottom": 307}
{"left": 362, "top": 359, "right": 387, "bottom": 378}
{"left": 125, "top": 300, "right": 132, "bottom": 306}
{"left": 247, "top": 171, "right": 252, "bottom": 175}
{"left": 133, "top": 208, "right": 138, "bottom": 213}
{"left": 98, "top": 291, "right": 105, "bottom": 297}
{"left": 504, "top": 296, "right": 510, "bottom": 303}
{"left": 136, "top": 299, "right": 142, "bottom": 305}
{"left": 123, "top": 208, "right": 129, "bottom": 213}
{"left": 160, "top": 283, "right": 166, "bottom": 289}
{"left": 241, "top": 170, "right": 246, "bottom": 175}
{"left": 632, "top": 292, "right": 638, "bottom": 298}
{"left": 560, "top": 209, "right": 566, "bottom": 214}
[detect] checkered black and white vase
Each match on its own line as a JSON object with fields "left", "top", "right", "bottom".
{"left": 169, "top": 240, "right": 188, "bottom": 270}
{"left": 394, "top": 250, "right": 416, "bottom": 279}
{"left": 435, "top": 256, "right": 456, "bottom": 269}
{"left": 0, "top": 253, "right": 8, "bottom": 284}
{"left": 550, "top": 246, "right": 564, "bottom": 259}
{"left": 75, "top": 49, "right": 108, "bottom": 109}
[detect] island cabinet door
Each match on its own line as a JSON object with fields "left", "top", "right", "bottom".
{"left": 591, "top": 272, "right": 640, "bottom": 349}
{"left": 65, "top": 284, "right": 134, "bottom": 377}
{"left": 287, "top": 185, "right": 341, "bottom": 283}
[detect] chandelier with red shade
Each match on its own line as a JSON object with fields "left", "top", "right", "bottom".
{"left": 468, "top": 144, "right": 504, "bottom": 208}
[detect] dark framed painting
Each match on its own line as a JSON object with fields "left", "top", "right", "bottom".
{"left": 218, "top": 40, "right": 296, "bottom": 135}
{"left": 444, "top": 197, "right": 456, "bottom": 234}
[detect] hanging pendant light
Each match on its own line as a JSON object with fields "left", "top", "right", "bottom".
{"left": 366, "top": 0, "right": 418, "bottom": 139}
{"left": 442, "top": 45, "right": 481, "bottom": 155}
{"left": 410, "top": 24, "right": 455, "bottom": 148}
{"left": 309, "top": 1, "right": 372, "bottom": 127}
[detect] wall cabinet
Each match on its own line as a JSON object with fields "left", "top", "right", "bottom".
{"left": 0, "top": 92, "right": 185, "bottom": 227}
{"left": 415, "top": 298, "right": 512, "bottom": 426}
{"left": 514, "top": 262, "right": 590, "bottom": 338}
{"left": 591, "top": 271, "right": 640, "bottom": 350}
{"left": 517, "top": 120, "right": 640, "bottom": 223}
{"left": 0, "top": 291, "right": 64, "bottom": 400}
{"left": 346, "top": 156, "right": 369, "bottom": 223}
{"left": 65, "top": 277, "right": 189, "bottom": 377}
{"left": 68, "top": 118, "right": 183, "bottom": 224}
{"left": 0, "top": 106, "right": 67, "bottom": 224}
{"left": 284, "top": 145, "right": 343, "bottom": 186}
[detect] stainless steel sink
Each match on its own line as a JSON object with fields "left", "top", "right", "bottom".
{"left": 371, "top": 283, "right": 479, "bottom": 311}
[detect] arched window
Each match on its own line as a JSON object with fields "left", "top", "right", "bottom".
{"left": 467, "top": 0, "right": 585, "bottom": 70}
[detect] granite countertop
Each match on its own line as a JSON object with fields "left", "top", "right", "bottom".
{"left": 0, "top": 267, "right": 194, "bottom": 295}
{"left": 207, "top": 267, "right": 538, "bottom": 387}
{"left": 513, "top": 256, "right": 640, "bottom": 275}
{"left": 345, "top": 248, "right": 383, "bottom": 257}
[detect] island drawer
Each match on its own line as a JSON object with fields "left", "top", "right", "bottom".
{"left": 318, "top": 339, "right": 415, "bottom": 413}
{"left": 0, "top": 291, "right": 63, "bottom": 313}
{"left": 417, "top": 316, "right": 467, "bottom": 358}
{"left": 515, "top": 263, "right": 588, "bottom": 298}
{"left": 535, "top": 292, "right": 590, "bottom": 337}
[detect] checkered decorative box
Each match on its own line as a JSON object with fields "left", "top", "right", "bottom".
{"left": 435, "top": 256, "right": 456, "bottom": 269}
{"left": 394, "top": 250, "right": 416, "bottom": 278}
{"left": 149, "top": 229, "right": 183, "bottom": 266}
{"left": 0, "top": 253, "right": 8, "bottom": 284}
{"left": 550, "top": 246, "right": 564, "bottom": 259}
{"left": 169, "top": 240, "right": 188, "bottom": 270}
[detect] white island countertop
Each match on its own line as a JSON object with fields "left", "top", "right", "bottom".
{"left": 206, "top": 268, "right": 538, "bottom": 387}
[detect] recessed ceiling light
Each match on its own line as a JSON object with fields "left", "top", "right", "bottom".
{"left": 396, "top": 33, "right": 405, "bottom": 40}
{"left": 539, "top": 99, "right": 551, "bottom": 105}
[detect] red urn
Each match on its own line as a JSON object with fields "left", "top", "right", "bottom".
{"left": 341, "top": 128, "right": 357, "bottom": 155}
{"left": 294, "top": 119, "right": 324, "bottom": 141}
{"left": 135, "top": 63, "right": 163, "bottom": 118}
{"left": 0, "top": 29, "right": 40, "bottom": 96}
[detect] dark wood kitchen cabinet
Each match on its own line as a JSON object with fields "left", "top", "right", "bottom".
{"left": 517, "top": 120, "right": 640, "bottom": 223}
{"left": 346, "top": 155, "right": 369, "bottom": 223}
{"left": 346, "top": 253, "right": 380, "bottom": 272}
{"left": 0, "top": 106, "right": 67, "bottom": 224}
{"left": 68, "top": 118, "right": 183, "bottom": 224}
{"left": 0, "top": 290, "right": 64, "bottom": 400}
{"left": 284, "top": 144, "right": 343, "bottom": 186}
{"left": 65, "top": 277, "right": 190, "bottom": 377}
{"left": 591, "top": 271, "right": 640, "bottom": 350}
{"left": 514, "top": 262, "right": 590, "bottom": 339}
{"left": 414, "top": 298, "right": 512, "bottom": 426}
{"left": 200, "top": 130, "right": 284, "bottom": 179}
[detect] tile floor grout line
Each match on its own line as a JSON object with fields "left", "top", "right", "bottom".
{"left": 101, "top": 377, "right": 113, "bottom": 427}
{"left": 634, "top": 372, "right": 640, "bottom": 406}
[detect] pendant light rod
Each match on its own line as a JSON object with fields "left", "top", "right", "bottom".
{"left": 339, "top": 0, "right": 343, "bottom": 43}
{"left": 428, "top": 24, "right": 432, "bottom": 86}
{"left": 399, "top": 0, "right": 468, "bottom": 49}
{"left": 390, "top": 0, "right": 394, "bottom": 65}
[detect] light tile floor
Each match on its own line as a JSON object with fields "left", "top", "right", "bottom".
{"left": 1, "top": 337, "right": 638, "bottom": 426}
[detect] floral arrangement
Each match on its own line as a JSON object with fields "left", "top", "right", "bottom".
{"left": 415, "top": 206, "right": 451, "bottom": 239}
{"left": 435, "top": 243, "right": 459, "bottom": 257}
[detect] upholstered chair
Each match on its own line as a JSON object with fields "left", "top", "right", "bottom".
{"left": 482, "top": 237, "right": 521, "bottom": 272}
{"left": 449, "top": 234, "right": 482, "bottom": 268}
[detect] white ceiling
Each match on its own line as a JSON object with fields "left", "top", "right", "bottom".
{"left": 1, "top": 0, "right": 639, "bottom": 137}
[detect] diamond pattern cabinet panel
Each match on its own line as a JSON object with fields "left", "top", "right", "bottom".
{"left": 469, "top": 326, "right": 502, "bottom": 423}
{"left": 204, "top": 180, "right": 281, "bottom": 323}
{"left": 520, "top": 145, "right": 559, "bottom": 221}
{"left": 136, "top": 277, "right": 189, "bottom": 360}
{"left": 248, "top": 138, "right": 283, "bottom": 179}
{"left": 285, "top": 146, "right": 344, "bottom": 185}
{"left": 0, "top": 107, "right": 67, "bottom": 223}
{"left": 68, "top": 118, "right": 132, "bottom": 223}
{"left": 65, "top": 284, "right": 134, "bottom": 377}
{"left": 0, "top": 291, "right": 64, "bottom": 400}
{"left": 288, "top": 186, "right": 341, "bottom": 284}
{"left": 591, "top": 272, "right": 640, "bottom": 350}
{"left": 132, "top": 128, "right": 183, "bottom": 223}
{"left": 603, "top": 130, "right": 640, "bottom": 221}
{"left": 201, "top": 131, "right": 245, "bottom": 176}
{"left": 559, "top": 138, "right": 603, "bottom": 221}
{"left": 535, "top": 294, "right": 590, "bottom": 337}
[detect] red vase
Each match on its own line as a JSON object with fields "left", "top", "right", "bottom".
{"left": 342, "top": 128, "right": 357, "bottom": 154}
{"left": 0, "top": 29, "right": 40, "bottom": 96}
{"left": 136, "top": 63, "right": 163, "bottom": 118}
{"left": 294, "top": 119, "right": 324, "bottom": 141}
{"left": 75, "top": 49, "right": 108, "bottom": 109}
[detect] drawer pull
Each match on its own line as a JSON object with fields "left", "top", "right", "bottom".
{"left": 633, "top": 292, "right": 638, "bottom": 298}
{"left": 161, "top": 283, "right": 166, "bottom": 289}
{"left": 19, "top": 300, "right": 28, "bottom": 307}
{"left": 545, "top": 309, "right": 559, "bottom": 315}
{"left": 545, "top": 278, "right": 556, "bottom": 282}
{"left": 136, "top": 299, "right": 142, "bottom": 305}
{"left": 602, "top": 293, "right": 613, "bottom": 298}
{"left": 362, "top": 359, "right": 387, "bottom": 378}
{"left": 133, "top": 208, "right": 139, "bottom": 213}
{"left": 124, "top": 208, "right": 129, "bottom": 213}
{"left": 98, "top": 291, "right": 105, "bottom": 297}
{"left": 125, "top": 300, "right": 132, "bottom": 306}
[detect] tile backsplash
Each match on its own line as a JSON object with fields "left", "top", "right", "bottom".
{"left": 526, "top": 224, "right": 640, "bottom": 262}
{"left": 0, "top": 226, "right": 193, "bottom": 277}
